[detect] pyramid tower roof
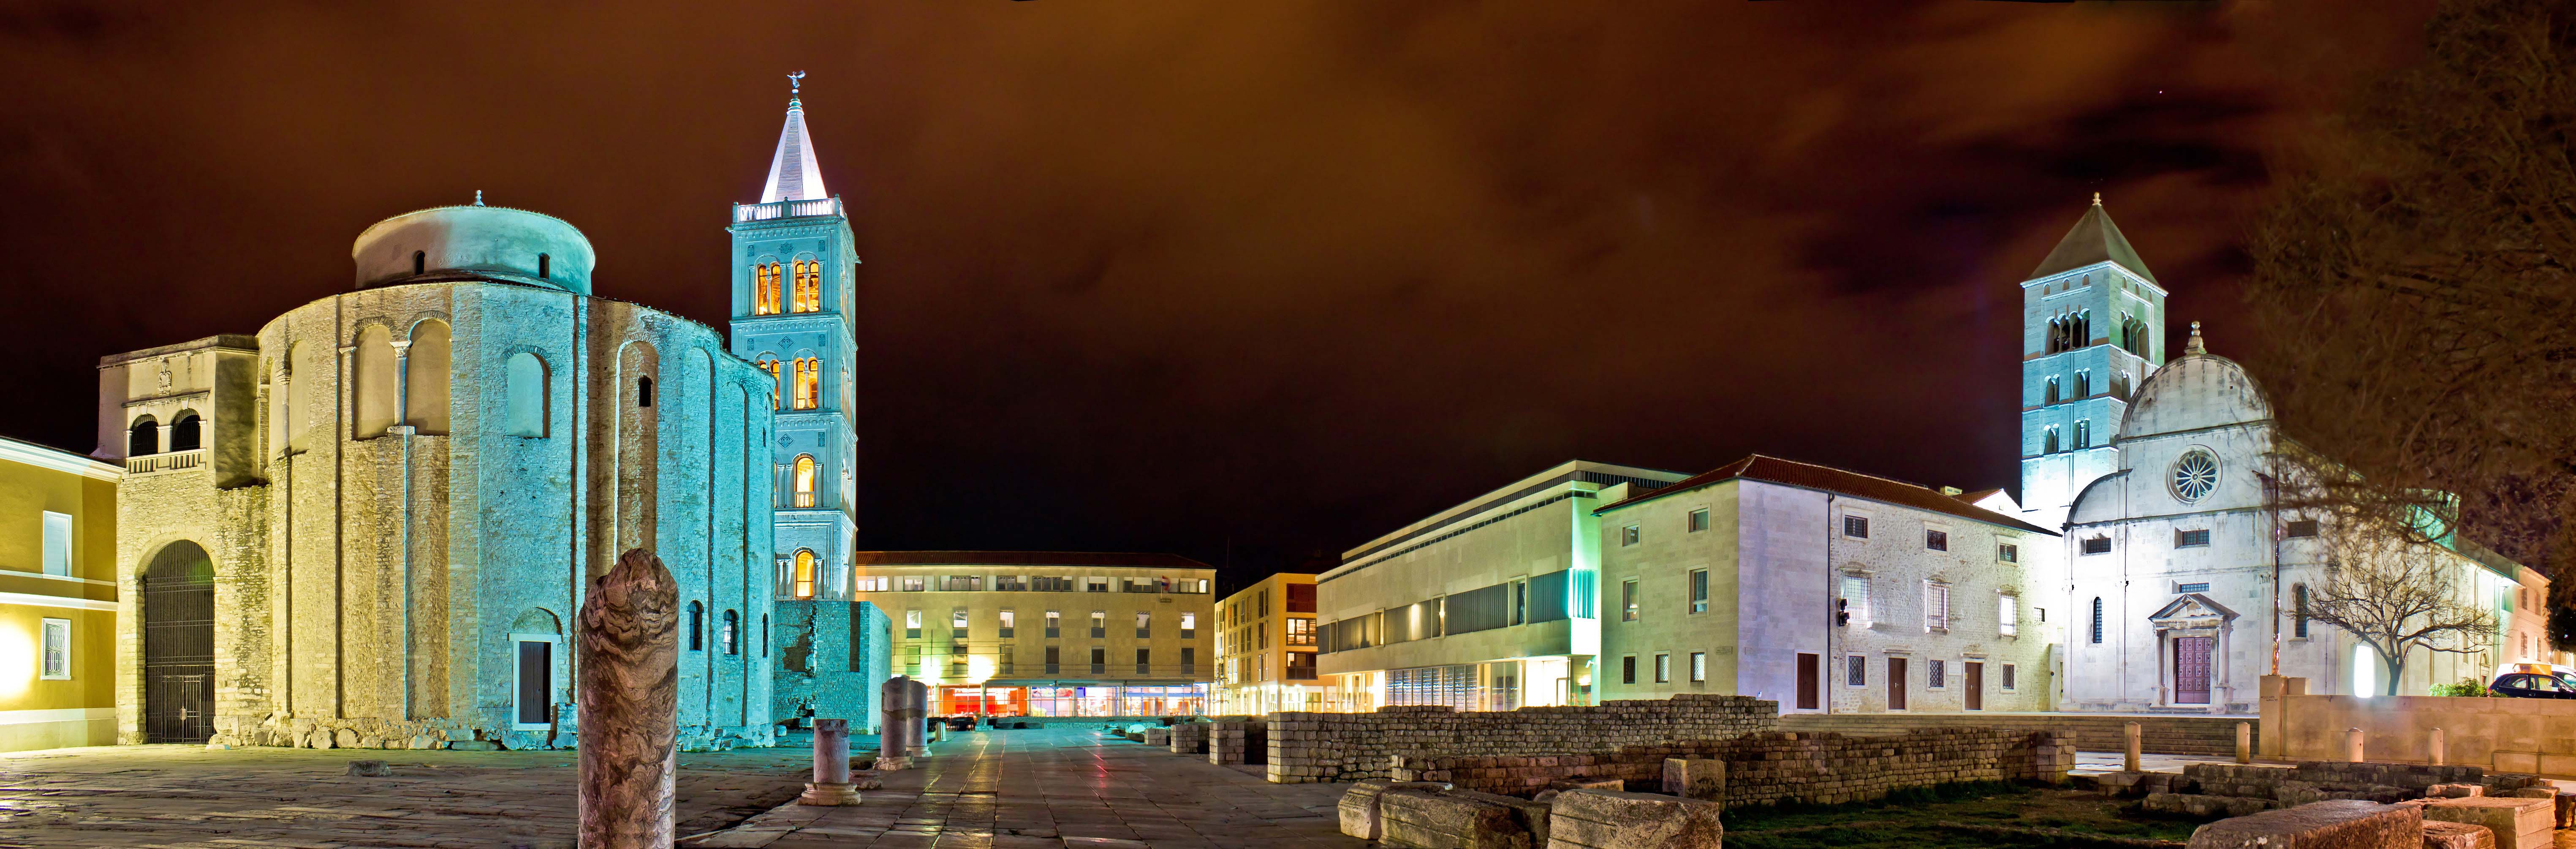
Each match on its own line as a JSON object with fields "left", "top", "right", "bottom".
{"left": 2030, "top": 194, "right": 2155, "bottom": 284}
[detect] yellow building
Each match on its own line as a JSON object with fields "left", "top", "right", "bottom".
{"left": 1215, "top": 572, "right": 1319, "bottom": 714}
{"left": 0, "top": 435, "right": 119, "bottom": 751}
{"left": 852, "top": 552, "right": 1215, "bottom": 718}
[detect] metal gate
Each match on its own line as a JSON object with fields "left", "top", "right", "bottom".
{"left": 143, "top": 542, "right": 215, "bottom": 744}
{"left": 2174, "top": 636, "right": 2214, "bottom": 705}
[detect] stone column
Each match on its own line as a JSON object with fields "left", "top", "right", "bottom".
{"left": 577, "top": 548, "right": 679, "bottom": 849}
{"left": 2236, "top": 722, "right": 2251, "bottom": 765}
{"left": 2123, "top": 722, "right": 2141, "bottom": 773}
{"left": 906, "top": 679, "right": 931, "bottom": 757}
{"left": 877, "top": 675, "right": 921, "bottom": 770}
{"left": 798, "top": 718, "right": 861, "bottom": 805}
{"left": 2346, "top": 727, "right": 2365, "bottom": 762}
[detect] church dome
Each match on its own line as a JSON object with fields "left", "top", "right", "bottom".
{"left": 2116, "top": 323, "right": 2272, "bottom": 441}
{"left": 352, "top": 202, "right": 595, "bottom": 295}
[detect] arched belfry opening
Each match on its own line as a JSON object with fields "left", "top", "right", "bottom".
{"left": 141, "top": 540, "right": 216, "bottom": 743}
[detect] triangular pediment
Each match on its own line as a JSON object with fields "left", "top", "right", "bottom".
{"left": 2148, "top": 592, "right": 2238, "bottom": 622}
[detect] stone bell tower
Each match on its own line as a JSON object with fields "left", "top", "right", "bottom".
{"left": 2016, "top": 194, "right": 2167, "bottom": 528}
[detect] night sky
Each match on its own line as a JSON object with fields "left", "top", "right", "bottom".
{"left": 0, "top": 2, "right": 2428, "bottom": 590}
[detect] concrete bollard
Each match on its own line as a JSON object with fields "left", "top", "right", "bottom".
{"left": 2429, "top": 727, "right": 2445, "bottom": 765}
{"left": 798, "top": 718, "right": 861, "bottom": 805}
{"left": 577, "top": 548, "right": 679, "bottom": 849}
{"left": 2347, "top": 727, "right": 2365, "bottom": 762}
{"left": 2236, "top": 721, "right": 2251, "bottom": 765}
{"left": 2124, "top": 721, "right": 2141, "bottom": 773}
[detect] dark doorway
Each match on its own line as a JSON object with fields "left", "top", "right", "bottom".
{"left": 516, "top": 641, "right": 553, "bottom": 726}
{"left": 1887, "top": 657, "right": 1908, "bottom": 710}
{"left": 143, "top": 541, "right": 215, "bottom": 743}
{"left": 1965, "top": 662, "right": 1984, "bottom": 710}
{"left": 1795, "top": 653, "right": 1819, "bottom": 710}
{"left": 2174, "top": 637, "right": 2214, "bottom": 704}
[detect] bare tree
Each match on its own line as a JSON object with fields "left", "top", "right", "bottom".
{"left": 2300, "top": 522, "right": 2500, "bottom": 695}
{"left": 2244, "top": 0, "right": 2576, "bottom": 618}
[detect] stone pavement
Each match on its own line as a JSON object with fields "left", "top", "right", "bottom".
{"left": 696, "top": 724, "right": 1361, "bottom": 848}
{"left": 0, "top": 743, "right": 810, "bottom": 848}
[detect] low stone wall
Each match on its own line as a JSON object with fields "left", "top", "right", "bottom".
{"left": 2263, "top": 675, "right": 2576, "bottom": 773}
{"left": 1779, "top": 711, "right": 2255, "bottom": 757}
{"left": 1393, "top": 728, "right": 2075, "bottom": 805}
{"left": 1266, "top": 695, "right": 1777, "bottom": 784}
{"left": 1211, "top": 718, "right": 1266, "bottom": 765}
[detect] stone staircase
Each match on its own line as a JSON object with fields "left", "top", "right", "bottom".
{"left": 1777, "top": 712, "right": 2254, "bottom": 756}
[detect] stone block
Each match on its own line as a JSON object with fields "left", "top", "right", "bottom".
{"left": 1380, "top": 787, "right": 1531, "bottom": 849}
{"left": 2146, "top": 792, "right": 2276, "bottom": 819}
{"left": 1338, "top": 780, "right": 1453, "bottom": 841}
{"left": 1545, "top": 789, "right": 1723, "bottom": 849}
{"left": 2420, "top": 820, "right": 2494, "bottom": 849}
{"left": 1142, "top": 728, "right": 1169, "bottom": 746}
{"left": 2419, "top": 797, "right": 2553, "bottom": 849}
{"left": 1661, "top": 757, "right": 1724, "bottom": 802}
{"left": 2186, "top": 800, "right": 2421, "bottom": 849}
{"left": 2429, "top": 784, "right": 2485, "bottom": 798}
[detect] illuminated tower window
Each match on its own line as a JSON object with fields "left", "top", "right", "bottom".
{"left": 755, "top": 358, "right": 782, "bottom": 409}
{"left": 754, "top": 262, "right": 782, "bottom": 315}
{"left": 792, "top": 358, "right": 820, "bottom": 409}
{"left": 792, "top": 260, "right": 822, "bottom": 313}
{"left": 793, "top": 454, "right": 817, "bottom": 508}
{"left": 793, "top": 549, "right": 816, "bottom": 599}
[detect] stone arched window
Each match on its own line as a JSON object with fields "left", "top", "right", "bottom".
{"left": 637, "top": 375, "right": 655, "bottom": 408}
{"left": 2089, "top": 596, "right": 2103, "bottom": 644}
{"left": 168, "top": 411, "right": 202, "bottom": 452}
{"left": 2072, "top": 370, "right": 2090, "bottom": 399}
{"left": 761, "top": 613, "right": 770, "bottom": 658}
{"left": 753, "top": 262, "right": 782, "bottom": 316}
{"left": 2292, "top": 584, "right": 2309, "bottom": 638}
{"left": 505, "top": 352, "right": 548, "bottom": 437}
{"left": 127, "top": 415, "right": 158, "bottom": 457}
{"left": 793, "top": 454, "right": 817, "bottom": 507}
{"left": 791, "top": 358, "right": 820, "bottom": 410}
{"left": 720, "top": 610, "right": 740, "bottom": 656}
{"left": 686, "top": 601, "right": 704, "bottom": 651}
{"left": 281, "top": 342, "right": 316, "bottom": 452}
{"left": 353, "top": 325, "right": 397, "bottom": 438}
{"left": 538, "top": 253, "right": 551, "bottom": 280}
{"left": 2044, "top": 376, "right": 2060, "bottom": 404}
{"left": 405, "top": 320, "right": 451, "bottom": 435}
{"left": 791, "top": 260, "right": 821, "bottom": 313}
{"left": 412, "top": 250, "right": 425, "bottom": 276}
{"left": 754, "top": 357, "right": 782, "bottom": 410}
{"left": 2043, "top": 426, "right": 2060, "bottom": 454}
{"left": 2073, "top": 419, "right": 2092, "bottom": 449}
{"left": 793, "top": 550, "right": 816, "bottom": 600}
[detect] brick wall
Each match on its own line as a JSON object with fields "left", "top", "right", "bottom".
{"left": 1393, "top": 728, "right": 2077, "bottom": 805}
{"left": 1264, "top": 695, "right": 1777, "bottom": 784}
{"left": 1779, "top": 711, "right": 2255, "bottom": 757}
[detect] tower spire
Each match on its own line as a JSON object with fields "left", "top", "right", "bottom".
{"left": 760, "top": 73, "right": 828, "bottom": 204}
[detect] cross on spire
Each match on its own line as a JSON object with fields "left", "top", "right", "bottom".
{"left": 788, "top": 70, "right": 804, "bottom": 98}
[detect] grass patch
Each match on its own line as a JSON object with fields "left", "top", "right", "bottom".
{"left": 1721, "top": 783, "right": 2200, "bottom": 849}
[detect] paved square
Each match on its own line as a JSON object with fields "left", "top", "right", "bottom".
{"left": 699, "top": 725, "right": 1361, "bottom": 848}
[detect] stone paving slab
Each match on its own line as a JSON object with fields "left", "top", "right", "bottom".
{"left": 695, "top": 726, "right": 1361, "bottom": 848}
{"left": 0, "top": 743, "right": 809, "bottom": 848}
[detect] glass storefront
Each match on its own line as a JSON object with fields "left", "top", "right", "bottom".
{"left": 935, "top": 684, "right": 1209, "bottom": 717}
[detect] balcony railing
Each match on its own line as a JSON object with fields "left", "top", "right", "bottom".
{"left": 126, "top": 449, "right": 204, "bottom": 475}
{"left": 734, "top": 197, "right": 843, "bottom": 222}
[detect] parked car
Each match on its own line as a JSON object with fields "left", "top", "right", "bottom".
{"left": 944, "top": 714, "right": 977, "bottom": 731}
{"left": 2488, "top": 672, "right": 2576, "bottom": 699}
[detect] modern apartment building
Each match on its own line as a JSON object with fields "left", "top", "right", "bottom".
{"left": 1213, "top": 572, "right": 1319, "bottom": 714}
{"left": 0, "top": 435, "right": 118, "bottom": 751}
{"left": 1592, "top": 454, "right": 2057, "bottom": 713}
{"left": 851, "top": 551, "right": 1215, "bottom": 717}
{"left": 1314, "top": 460, "right": 1690, "bottom": 712}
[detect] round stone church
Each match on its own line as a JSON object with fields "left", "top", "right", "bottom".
{"left": 101, "top": 202, "right": 780, "bottom": 751}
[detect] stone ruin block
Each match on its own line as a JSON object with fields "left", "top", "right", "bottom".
{"left": 2186, "top": 800, "right": 2421, "bottom": 849}
{"left": 1338, "top": 779, "right": 1453, "bottom": 841}
{"left": 2418, "top": 797, "right": 2553, "bottom": 849}
{"left": 2428, "top": 784, "right": 2486, "bottom": 798}
{"left": 1661, "top": 757, "right": 1724, "bottom": 802}
{"left": 2420, "top": 820, "right": 2496, "bottom": 849}
{"left": 1142, "top": 727, "right": 1170, "bottom": 746}
{"left": 2146, "top": 792, "right": 2275, "bottom": 819}
{"left": 1380, "top": 786, "right": 1533, "bottom": 849}
{"left": 1545, "top": 788, "right": 1723, "bottom": 849}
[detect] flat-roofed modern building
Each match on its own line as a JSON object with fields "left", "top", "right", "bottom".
{"left": 1314, "top": 460, "right": 1690, "bottom": 712}
{"left": 850, "top": 551, "right": 1215, "bottom": 717}
{"left": 0, "top": 436, "right": 118, "bottom": 751}
{"left": 1214, "top": 572, "right": 1318, "bottom": 714}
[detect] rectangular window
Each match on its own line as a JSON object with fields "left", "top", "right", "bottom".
{"left": 1090, "top": 646, "right": 1106, "bottom": 675}
{"left": 1924, "top": 582, "right": 1950, "bottom": 632}
{"left": 1621, "top": 655, "right": 1637, "bottom": 684}
{"left": 2285, "top": 520, "right": 2319, "bottom": 538}
{"left": 2002, "top": 663, "right": 2017, "bottom": 691}
{"left": 1925, "top": 529, "right": 1948, "bottom": 551}
{"left": 1620, "top": 525, "right": 1640, "bottom": 546}
{"left": 945, "top": 575, "right": 983, "bottom": 591}
{"left": 2175, "top": 529, "right": 2211, "bottom": 548}
{"left": 1689, "top": 651, "right": 1706, "bottom": 683}
{"left": 515, "top": 640, "right": 552, "bottom": 727}
{"left": 1181, "top": 612, "right": 1197, "bottom": 638}
{"left": 2081, "top": 536, "right": 2111, "bottom": 555}
{"left": 1512, "top": 580, "right": 1527, "bottom": 625}
{"left": 1845, "top": 654, "right": 1865, "bottom": 686}
{"left": 1843, "top": 515, "right": 1869, "bottom": 539}
{"left": 1929, "top": 659, "right": 1946, "bottom": 688}
{"left": 1998, "top": 543, "right": 2018, "bottom": 564}
{"left": 999, "top": 609, "right": 1016, "bottom": 638}
{"left": 951, "top": 608, "right": 968, "bottom": 639}
{"left": 1045, "top": 610, "right": 1061, "bottom": 639}
{"left": 1654, "top": 653, "right": 1671, "bottom": 683}
{"left": 1840, "top": 574, "right": 1870, "bottom": 625}
{"left": 1689, "top": 569, "right": 1709, "bottom": 614}
{"left": 2293, "top": 585, "right": 2310, "bottom": 638}
{"left": 1999, "top": 595, "right": 2018, "bottom": 637}
{"left": 1090, "top": 610, "right": 1107, "bottom": 638}
{"left": 1257, "top": 625, "right": 1268, "bottom": 649}
{"left": 1181, "top": 647, "right": 1196, "bottom": 675}
{"left": 2177, "top": 582, "right": 2210, "bottom": 593}
{"left": 904, "top": 610, "right": 922, "bottom": 639}
{"left": 39, "top": 618, "right": 70, "bottom": 680}
{"left": 1136, "top": 648, "right": 1151, "bottom": 676}
{"left": 1136, "top": 611, "right": 1152, "bottom": 639}
{"left": 1687, "top": 508, "right": 1709, "bottom": 532}
{"left": 1258, "top": 589, "right": 1269, "bottom": 617}
{"left": 1285, "top": 617, "right": 1314, "bottom": 646}
{"left": 854, "top": 576, "right": 889, "bottom": 592}
{"left": 41, "top": 512, "right": 71, "bottom": 577}
{"left": 996, "top": 575, "right": 1027, "bottom": 591}
{"left": 1085, "top": 577, "right": 1109, "bottom": 593}
{"left": 1045, "top": 645, "right": 1061, "bottom": 675}
{"left": 1622, "top": 579, "right": 1640, "bottom": 621}
{"left": 899, "top": 577, "right": 927, "bottom": 592}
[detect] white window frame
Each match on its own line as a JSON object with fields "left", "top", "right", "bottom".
{"left": 1620, "top": 525, "right": 1641, "bottom": 547}
{"left": 1998, "top": 593, "right": 2018, "bottom": 637}
{"left": 508, "top": 632, "right": 561, "bottom": 731}
{"left": 1927, "top": 658, "right": 1948, "bottom": 690}
{"left": 39, "top": 617, "right": 70, "bottom": 680}
{"left": 41, "top": 512, "right": 71, "bottom": 577}
{"left": 2001, "top": 662, "right": 2018, "bottom": 692}
{"left": 1653, "top": 653, "right": 1670, "bottom": 684}
{"left": 1688, "top": 569, "right": 1709, "bottom": 615}
{"left": 1687, "top": 507, "right": 1710, "bottom": 533}
{"left": 1839, "top": 573, "right": 1872, "bottom": 628}
{"left": 1924, "top": 580, "right": 1951, "bottom": 633}
{"left": 1689, "top": 651, "right": 1706, "bottom": 683}
{"left": 1845, "top": 653, "right": 1866, "bottom": 687}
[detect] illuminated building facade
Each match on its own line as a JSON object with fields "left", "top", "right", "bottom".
{"left": 1213, "top": 572, "right": 1318, "bottom": 714}
{"left": 852, "top": 552, "right": 1214, "bottom": 717}
{"left": 0, "top": 436, "right": 117, "bottom": 751}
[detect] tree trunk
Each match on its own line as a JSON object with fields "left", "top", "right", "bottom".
{"left": 2383, "top": 651, "right": 2407, "bottom": 697}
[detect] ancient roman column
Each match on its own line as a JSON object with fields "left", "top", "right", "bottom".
{"left": 798, "top": 718, "right": 862, "bottom": 805}
{"left": 877, "top": 675, "right": 920, "bottom": 770}
{"left": 577, "top": 548, "right": 679, "bottom": 848}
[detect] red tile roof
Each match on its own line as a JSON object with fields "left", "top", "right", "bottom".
{"left": 851, "top": 550, "right": 1215, "bottom": 569}
{"left": 1594, "top": 454, "right": 2057, "bottom": 536}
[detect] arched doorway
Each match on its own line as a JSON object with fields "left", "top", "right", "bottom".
{"left": 142, "top": 541, "right": 215, "bottom": 743}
